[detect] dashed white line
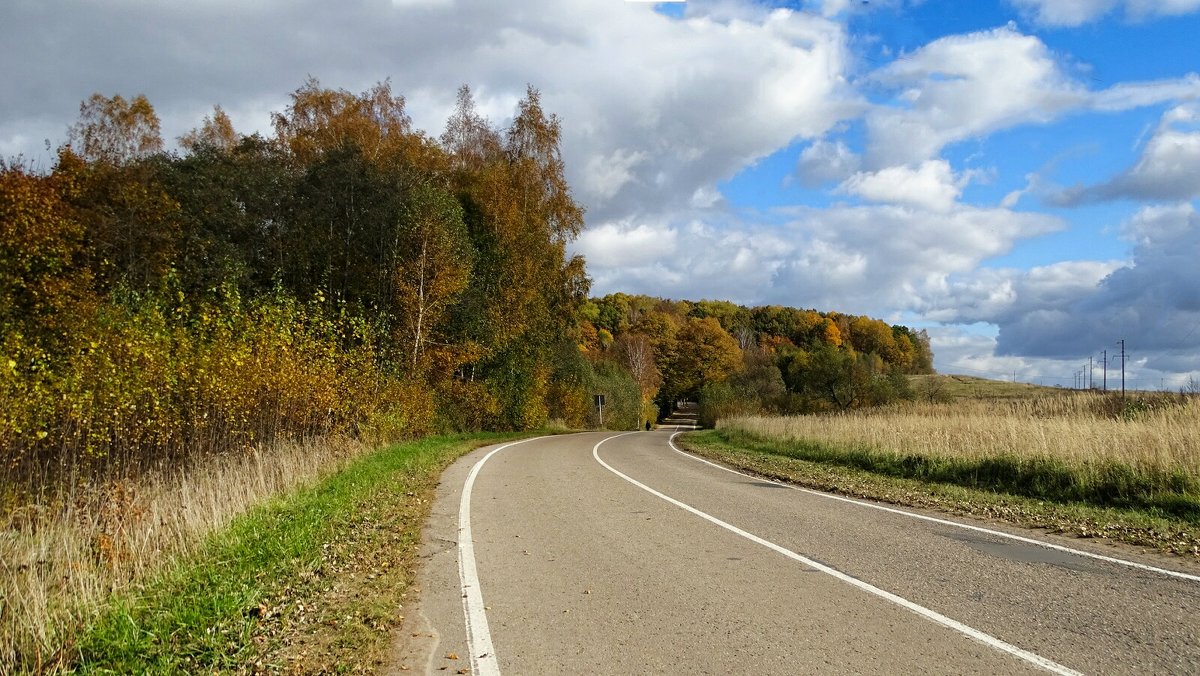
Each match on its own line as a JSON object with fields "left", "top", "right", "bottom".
{"left": 458, "top": 436, "right": 549, "bottom": 676}
{"left": 667, "top": 431, "right": 1200, "bottom": 584}
{"left": 593, "top": 434, "right": 1080, "bottom": 675}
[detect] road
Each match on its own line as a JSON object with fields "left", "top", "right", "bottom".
{"left": 395, "top": 417, "right": 1200, "bottom": 674}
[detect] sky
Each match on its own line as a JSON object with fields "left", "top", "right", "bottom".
{"left": 2, "top": 0, "right": 1199, "bottom": 390}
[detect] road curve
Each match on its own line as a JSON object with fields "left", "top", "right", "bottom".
{"left": 400, "top": 426, "right": 1200, "bottom": 674}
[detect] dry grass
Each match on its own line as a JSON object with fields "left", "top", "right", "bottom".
{"left": 908, "top": 374, "right": 1062, "bottom": 401}
{"left": 0, "top": 435, "right": 369, "bottom": 672}
{"left": 722, "top": 394, "right": 1200, "bottom": 479}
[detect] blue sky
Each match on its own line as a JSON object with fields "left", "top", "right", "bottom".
{"left": 2, "top": 0, "right": 1198, "bottom": 388}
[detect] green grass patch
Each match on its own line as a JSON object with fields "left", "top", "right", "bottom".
{"left": 679, "top": 430, "right": 1200, "bottom": 556}
{"left": 707, "top": 428, "right": 1200, "bottom": 522}
{"left": 71, "top": 432, "right": 526, "bottom": 674}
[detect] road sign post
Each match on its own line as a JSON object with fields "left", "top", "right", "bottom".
{"left": 594, "top": 394, "right": 605, "bottom": 428}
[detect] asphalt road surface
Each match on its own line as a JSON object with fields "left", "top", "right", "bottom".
{"left": 397, "top": 417, "right": 1200, "bottom": 674}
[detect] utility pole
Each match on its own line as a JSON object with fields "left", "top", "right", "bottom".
{"left": 1101, "top": 349, "right": 1107, "bottom": 392}
{"left": 1088, "top": 356, "right": 1093, "bottom": 390}
{"left": 1119, "top": 339, "right": 1126, "bottom": 397}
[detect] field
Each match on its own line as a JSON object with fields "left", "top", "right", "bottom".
{"left": 907, "top": 374, "right": 1064, "bottom": 401}
{"left": 681, "top": 384, "right": 1200, "bottom": 552}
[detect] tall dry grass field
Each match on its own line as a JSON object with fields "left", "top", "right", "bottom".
{"left": 0, "top": 436, "right": 368, "bottom": 671}
{"left": 720, "top": 393, "right": 1200, "bottom": 511}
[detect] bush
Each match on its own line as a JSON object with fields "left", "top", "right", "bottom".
{"left": 1, "top": 283, "right": 439, "bottom": 501}
{"left": 584, "top": 360, "right": 641, "bottom": 430}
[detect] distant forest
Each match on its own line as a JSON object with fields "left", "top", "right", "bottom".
{"left": 0, "top": 79, "right": 932, "bottom": 493}
{"left": 580, "top": 294, "right": 933, "bottom": 428}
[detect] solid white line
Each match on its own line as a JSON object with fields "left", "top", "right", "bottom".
{"left": 667, "top": 432, "right": 1200, "bottom": 584}
{"left": 458, "top": 436, "right": 550, "bottom": 676}
{"left": 593, "top": 435, "right": 1080, "bottom": 675}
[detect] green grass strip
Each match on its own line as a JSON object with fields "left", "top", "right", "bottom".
{"left": 72, "top": 432, "right": 524, "bottom": 674}
{"left": 677, "top": 431, "right": 1200, "bottom": 555}
{"left": 704, "top": 428, "right": 1200, "bottom": 523}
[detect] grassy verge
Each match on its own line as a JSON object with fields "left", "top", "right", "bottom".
{"left": 67, "top": 432, "right": 525, "bottom": 674}
{"left": 678, "top": 429, "right": 1200, "bottom": 557}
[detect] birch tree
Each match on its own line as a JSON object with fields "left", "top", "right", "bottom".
{"left": 393, "top": 183, "right": 472, "bottom": 370}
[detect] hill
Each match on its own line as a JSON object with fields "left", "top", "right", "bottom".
{"left": 908, "top": 374, "right": 1065, "bottom": 402}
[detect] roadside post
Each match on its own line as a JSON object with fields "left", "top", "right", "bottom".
{"left": 594, "top": 394, "right": 605, "bottom": 428}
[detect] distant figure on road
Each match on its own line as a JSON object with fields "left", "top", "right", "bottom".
{"left": 645, "top": 420, "right": 651, "bottom": 431}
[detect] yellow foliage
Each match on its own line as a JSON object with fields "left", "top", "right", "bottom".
{"left": 0, "top": 287, "right": 438, "bottom": 497}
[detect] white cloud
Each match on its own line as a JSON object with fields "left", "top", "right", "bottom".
{"left": 583, "top": 149, "right": 648, "bottom": 201}
{"left": 1090, "top": 74, "right": 1200, "bottom": 112}
{"left": 1009, "top": 0, "right": 1200, "bottom": 25}
{"left": 577, "top": 203, "right": 1063, "bottom": 315}
{"left": 5, "top": 0, "right": 1200, "bottom": 382}
{"left": 837, "top": 160, "right": 969, "bottom": 212}
{"left": 920, "top": 260, "right": 1122, "bottom": 325}
{"left": 1120, "top": 202, "right": 1197, "bottom": 245}
{"left": 1007, "top": 0, "right": 1118, "bottom": 26}
{"left": 863, "top": 26, "right": 1200, "bottom": 167}
{"left": 0, "top": 0, "right": 861, "bottom": 224}
{"left": 1126, "top": 0, "right": 1200, "bottom": 19}
{"left": 865, "top": 26, "right": 1084, "bottom": 166}
{"left": 1056, "top": 102, "right": 1200, "bottom": 203}
{"left": 796, "top": 139, "right": 861, "bottom": 186}
{"left": 921, "top": 204, "right": 1200, "bottom": 370}
{"left": 575, "top": 221, "right": 679, "bottom": 268}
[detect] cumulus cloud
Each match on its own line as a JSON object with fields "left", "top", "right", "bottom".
{"left": 863, "top": 26, "right": 1200, "bottom": 167}
{"left": 837, "top": 160, "right": 970, "bottom": 212}
{"left": 921, "top": 204, "right": 1200, "bottom": 370}
{"left": 583, "top": 149, "right": 648, "bottom": 202}
{"left": 919, "top": 260, "right": 1123, "bottom": 326}
{"left": 575, "top": 203, "right": 1063, "bottom": 315}
{"left": 0, "top": 0, "right": 862, "bottom": 223}
{"left": 1009, "top": 0, "right": 1200, "bottom": 26}
{"left": 1055, "top": 103, "right": 1200, "bottom": 204}
{"left": 865, "top": 26, "right": 1084, "bottom": 166}
{"left": 574, "top": 221, "right": 679, "bottom": 268}
{"left": 796, "top": 139, "right": 861, "bottom": 186}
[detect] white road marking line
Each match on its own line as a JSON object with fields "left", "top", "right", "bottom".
{"left": 668, "top": 432, "right": 1200, "bottom": 584}
{"left": 593, "top": 435, "right": 1080, "bottom": 676}
{"left": 458, "top": 436, "right": 550, "bottom": 676}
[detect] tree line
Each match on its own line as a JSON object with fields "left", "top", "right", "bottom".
{"left": 579, "top": 294, "right": 934, "bottom": 428}
{"left": 0, "top": 80, "right": 600, "bottom": 494}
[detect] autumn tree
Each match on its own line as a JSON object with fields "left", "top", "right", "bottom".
{"left": 0, "top": 162, "right": 92, "bottom": 353}
{"left": 392, "top": 182, "right": 472, "bottom": 371}
{"left": 441, "top": 85, "right": 503, "bottom": 173}
{"left": 785, "top": 344, "right": 911, "bottom": 411}
{"left": 698, "top": 347, "right": 787, "bottom": 426}
{"left": 506, "top": 85, "right": 584, "bottom": 244}
{"left": 156, "top": 135, "right": 294, "bottom": 295}
{"left": 179, "top": 105, "right": 239, "bottom": 152}
{"left": 663, "top": 316, "right": 741, "bottom": 402}
{"left": 68, "top": 93, "right": 163, "bottom": 165}
{"left": 273, "top": 78, "right": 438, "bottom": 170}
{"left": 612, "top": 331, "right": 662, "bottom": 425}
{"left": 447, "top": 86, "right": 587, "bottom": 428}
